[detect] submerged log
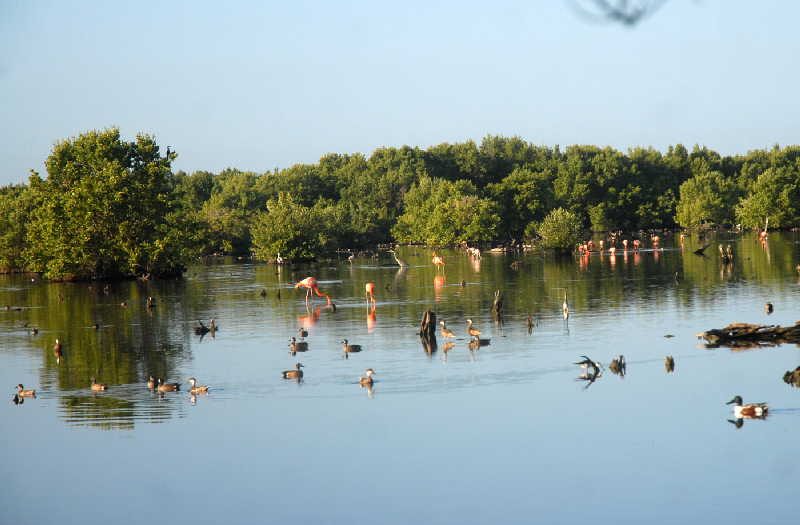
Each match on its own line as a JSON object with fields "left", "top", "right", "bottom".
{"left": 698, "top": 321, "right": 800, "bottom": 348}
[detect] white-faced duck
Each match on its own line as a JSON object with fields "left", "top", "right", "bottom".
{"left": 765, "top": 302, "right": 774, "bottom": 314}
{"left": 726, "top": 396, "right": 768, "bottom": 419}
{"left": 439, "top": 320, "right": 455, "bottom": 338}
{"left": 297, "top": 327, "right": 308, "bottom": 339}
{"left": 16, "top": 384, "right": 36, "bottom": 397}
{"left": 157, "top": 378, "right": 180, "bottom": 392}
{"left": 466, "top": 319, "right": 481, "bottom": 337}
{"left": 147, "top": 376, "right": 156, "bottom": 390}
{"left": 288, "top": 336, "right": 309, "bottom": 355}
{"left": 187, "top": 377, "right": 209, "bottom": 394}
{"left": 341, "top": 339, "right": 363, "bottom": 359}
{"left": 359, "top": 369, "right": 376, "bottom": 386}
{"left": 282, "top": 363, "right": 304, "bottom": 380}
{"left": 90, "top": 377, "right": 108, "bottom": 391}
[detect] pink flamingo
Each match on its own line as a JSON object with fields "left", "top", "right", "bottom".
{"left": 432, "top": 253, "right": 445, "bottom": 272}
{"left": 294, "top": 277, "right": 331, "bottom": 305}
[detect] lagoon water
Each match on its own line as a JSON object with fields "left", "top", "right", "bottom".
{"left": 2, "top": 233, "right": 799, "bottom": 524}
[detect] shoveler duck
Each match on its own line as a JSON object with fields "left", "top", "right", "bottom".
{"left": 16, "top": 384, "right": 36, "bottom": 397}
{"left": 439, "top": 320, "right": 455, "bottom": 338}
{"left": 341, "top": 339, "right": 362, "bottom": 359}
{"left": 359, "top": 369, "right": 376, "bottom": 386}
{"left": 157, "top": 378, "right": 180, "bottom": 392}
{"left": 90, "top": 377, "right": 107, "bottom": 391}
{"left": 466, "top": 319, "right": 481, "bottom": 337}
{"left": 187, "top": 377, "right": 209, "bottom": 394}
{"left": 282, "top": 363, "right": 304, "bottom": 380}
{"left": 726, "top": 396, "right": 768, "bottom": 418}
{"left": 288, "top": 336, "right": 309, "bottom": 355}
{"left": 574, "top": 355, "right": 600, "bottom": 375}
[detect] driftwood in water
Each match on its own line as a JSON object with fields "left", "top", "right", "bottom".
{"left": 419, "top": 310, "right": 438, "bottom": 353}
{"left": 698, "top": 321, "right": 800, "bottom": 349}
{"left": 491, "top": 290, "right": 503, "bottom": 322}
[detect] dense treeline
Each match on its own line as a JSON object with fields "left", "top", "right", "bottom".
{"left": 2, "top": 128, "right": 800, "bottom": 279}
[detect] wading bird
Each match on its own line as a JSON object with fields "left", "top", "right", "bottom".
{"left": 365, "top": 282, "right": 376, "bottom": 306}
{"left": 432, "top": 253, "right": 445, "bottom": 272}
{"left": 466, "top": 319, "right": 481, "bottom": 337}
{"left": 294, "top": 277, "right": 332, "bottom": 305}
{"left": 439, "top": 320, "right": 456, "bottom": 338}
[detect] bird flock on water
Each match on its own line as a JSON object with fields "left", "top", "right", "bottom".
{"left": 9, "top": 246, "right": 783, "bottom": 421}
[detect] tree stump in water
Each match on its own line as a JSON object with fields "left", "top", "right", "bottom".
{"left": 491, "top": 290, "right": 504, "bottom": 323}
{"left": 419, "top": 309, "right": 438, "bottom": 353}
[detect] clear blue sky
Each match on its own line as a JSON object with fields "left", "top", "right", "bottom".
{"left": 1, "top": 0, "right": 798, "bottom": 185}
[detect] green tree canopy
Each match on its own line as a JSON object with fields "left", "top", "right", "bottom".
{"left": 735, "top": 166, "right": 800, "bottom": 229}
{"left": 527, "top": 207, "right": 584, "bottom": 252}
{"left": 23, "top": 128, "right": 191, "bottom": 280}
{"left": 674, "top": 170, "right": 738, "bottom": 228}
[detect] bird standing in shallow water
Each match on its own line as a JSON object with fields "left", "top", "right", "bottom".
{"left": 365, "top": 282, "right": 377, "bottom": 306}
{"left": 439, "top": 320, "right": 455, "bottom": 338}
{"left": 432, "top": 253, "right": 445, "bottom": 272}
{"left": 466, "top": 319, "right": 481, "bottom": 338}
{"left": 294, "top": 277, "right": 332, "bottom": 305}
{"left": 562, "top": 292, "right": 569, "bottom": 320}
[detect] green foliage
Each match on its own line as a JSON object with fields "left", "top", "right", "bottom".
{"left": 392, "top": 176, "right": 499, "bottom": 245}
{"left": 22, "top": 128, "right": 191, "bottom": 280}
{"left": 735, "top": 166, "right": 800, "bottom": 228}
{"left": 9, "top": 130, "right": 800, "bottom": 280}
{"left": 251, "top": 193, "right": 345, "bottom": 261}
{"left": 675, "top": 170, "right": 738, "bottom": 228}
{"left": 0, "top": 184, "right": 33, "bottom": 272}
{"left": 527, "top": 207, "right": 584, "bottom": 251}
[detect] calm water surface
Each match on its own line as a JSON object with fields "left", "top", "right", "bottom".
{"left": 2, "top": 233, "right": 800, "bottom": 524}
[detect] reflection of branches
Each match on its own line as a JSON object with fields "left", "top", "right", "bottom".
{"left": 569, "top": 0, "right": 668, "bottom": 26}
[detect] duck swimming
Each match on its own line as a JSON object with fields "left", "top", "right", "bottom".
{"left": 157, "top": 378, "right": 180, "bottom": 392}
{"left": 282, "top": 363, "right": 304, "bottom": 380}
{"left": 466, "top": 319, "right": 481, "bottom": 337}
{"left": 726, "top": 396, "right": 768, "bottom": 418}
{"left": 359, "top": 369, "right": 376, "bottom": 386}
{"left": 288, "top": 336, "right": 309, "bottom": 355}
{"left": 341, "top": 339, "right": 362, "bottom": 359}
{"left": 16, "top": 384, "right": 36, "bottom": 397}
{"left": 187, "top": 377, "right": 209, "bottom": 394}
{"left": 90, "top": 377, "right": 107, "bottom": 391}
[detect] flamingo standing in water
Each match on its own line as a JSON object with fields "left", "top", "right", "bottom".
{"left": 432, "top": 252, "right": 445, "bottom": 272}
{"left": 365, "top": 282, "right": 376, "bottom": 306}
{"left": 294, "top": 277, "right": 331, "bottom": 305}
